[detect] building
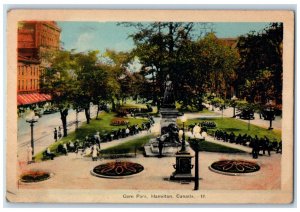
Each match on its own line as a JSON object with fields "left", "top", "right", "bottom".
{"left": 17, "top": 21, "right": 61, "bottom": 107}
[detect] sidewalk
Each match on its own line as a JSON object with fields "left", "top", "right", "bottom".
{"left": 200, "top": 103, "right": 281, "bottom": 130}
{"left": 15, "top": 113, "right": 281, "bottom": 193}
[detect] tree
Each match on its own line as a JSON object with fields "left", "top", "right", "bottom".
{"left": 40, "top": 50, "right": 75, "bottom": 137}
{"left": 236, "top": 23, "right": 283, "bottom": 104}
{"left": 125, "top": 22, "right": 198, "bottom": 109}
{"left": 72, "top": 50, "right": 101, "bottom": 124}
{"left": 176, "top": 33, "right": 239, "bottom": 110}
{"left": 103, "top": 49, "right": 133, "bottom": 111}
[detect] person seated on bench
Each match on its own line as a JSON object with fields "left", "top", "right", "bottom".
{"left": 46, "top": 148, "right": 55, "bottom": 160}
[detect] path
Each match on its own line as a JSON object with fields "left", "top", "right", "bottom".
{"left": 13, "top": 113, "right": 281, "bottom": 198}
{"left": 190, "top": 103, "right": 282, "bottom": 130}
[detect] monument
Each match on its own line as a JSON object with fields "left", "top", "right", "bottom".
{"left": 160, "top": 74, "right": 179, "bottom": 133}
{"left": 144, "top": 74, "right": 182, "bottom": 157}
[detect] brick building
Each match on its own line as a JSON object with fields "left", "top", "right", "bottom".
{"left": 17, "top": 21, "right": 61, "bottom": 106}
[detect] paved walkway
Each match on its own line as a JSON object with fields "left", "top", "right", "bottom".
{"left": 203, "top": 103, "right": 282, "bottom": 130}
{"left": 11, "top": 109, "right": 283, "bottom": 204}
{"left": 15, "top": 115, "right": 281, "bottom": 194}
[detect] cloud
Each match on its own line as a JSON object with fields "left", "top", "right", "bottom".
{"left": 73, "top": 32, "right": 95, "bottom": 52}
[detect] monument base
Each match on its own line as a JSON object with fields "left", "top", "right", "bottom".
{"left": 144, "top": 138, "right": 184, "bottom": 157}
{"left": 170, "top": 152, "right": 194, "bottom": 181}
{"left": 160, "top": 107, "right": 180, "bottom": 133}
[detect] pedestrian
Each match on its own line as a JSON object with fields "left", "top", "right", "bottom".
{"left": 252, "top": 137, "right": 259, "bottom": 159}
{"left": 125, "top": 127, "right": 130, "bottom": 137}
{"left": 63, "top": 143, "right": 68, "bottom": 155}
{"left": 91, "top": 144, "right": 99, "bottom": 161}
{"left": 94, "top": 131, "right": 101, "bottom": 147}
{"left": 46, "top": 148, "right": 55, "bottom": 160}
{"left": 54, "top": 128, "right": 58, "bottom": 142}
{"left": 58, "top": 126, "right": 62, "bottom": 139}
{"left": 27, "top": 145, "right": 33, "bottom": 164}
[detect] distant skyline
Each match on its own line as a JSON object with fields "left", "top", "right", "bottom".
{"left": 57, "top": 22, "right": 272, "bottom": 53}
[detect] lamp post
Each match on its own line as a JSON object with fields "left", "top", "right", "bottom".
{"left": 231, "top": 95, "right": 238, "bottom": 118}
{"left": 188, "top": 132, "right": 204, "bottom": 191}
{"left": 179, "top": 115, "right": 187, "bottom": 152}
{"left": 25, "top": 111, "right": 39, "bottom": 155}
{"left": 266, "top": 100, "right": 275, "bottom": 130}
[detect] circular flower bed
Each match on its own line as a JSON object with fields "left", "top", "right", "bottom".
{"left": 209, "top": 160, "right": 260, "bottom": 176}
{"left": 110, "top": 118, "right": 129, "bottom": 126}
{"left": 91, "top": 161, "right": 144, "bottom": 179}
{"left": 20, "top": 171, "right": 51, "bottom": 183}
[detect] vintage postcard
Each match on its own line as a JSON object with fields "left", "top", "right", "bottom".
{"left": 6, "top": 10, "right": 294, "bottom": 204}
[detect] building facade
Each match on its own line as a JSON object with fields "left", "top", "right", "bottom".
{"left": 17, "top": 21, "right": 61, "bottom": 107}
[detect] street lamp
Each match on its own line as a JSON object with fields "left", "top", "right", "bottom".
{"left": 266, "top": 100, "right": 275, "bottom": 130}
{"left": 188, "top": 132, "right": 204, "bottom": 190}
{"left": 25, "top": 111, "right": 39, "bottom": 155}
{"left": 179, "top": 115, "right": 187, "bottom": 152}
{"left": 231, "top": 95, "right": 238, "bottom": 118}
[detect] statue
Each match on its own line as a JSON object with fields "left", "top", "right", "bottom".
{"left": 156, "top": 123, "right": 180, "bottom": 157}
{"left": 162, "top": 74, "right": 176, "bottom": 108}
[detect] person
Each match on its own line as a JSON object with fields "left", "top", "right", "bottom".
{"left": 91, "top": 144, "right": 99, "bottom": 161}
{"left": 27, "top": 145, "right": 33, "bottom": 164}
{"left": 58, "top": 126, "right": 62, "bottom": 139}
{"left": 63, "top": 143, "right": 68, "bottom": 155}
{"left": 201, "top": 131, "right": 207, "bottom": 139}
{"left": 54, "top": 128, "right": 58, "bottom": 142}
{"left": 252, "top": 137, "right": 259, "bottom": 159}
{"left": 69, "top": 141, "right": 75, "bottom": 152}
{"left": 94, "top": 131, "right": 101, "bottom": 146}
{"left": 125, "top": 127, "right": 130, "bottom": 137}
{"left": 46, "top": 148, "right": 55, "bottom": 160}
{"left": 276, "top": 140, "right": 282, "bottom": 153}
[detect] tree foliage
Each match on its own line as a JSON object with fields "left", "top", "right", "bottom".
{"left": 236, "top": 23, "right": 283, "bottom": 104}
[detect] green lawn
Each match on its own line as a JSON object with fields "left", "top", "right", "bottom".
{"left": 101, "top": 135, "right": 154, "bottom": 155}
{"left": 100, "top": 134, "right": 245, "bottom": 155}
{"left": 185, "top": 117, "right": 281, "bottom": 141}
{"left": 195, "top": 140, "right": 246, "bottom": 153}
{"left": 34, "top": 112, "right": 147, "bottom": 161}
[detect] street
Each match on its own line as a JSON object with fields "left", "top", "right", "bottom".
{"left": 17, "top": 105, "right": 98, "bottom": 160}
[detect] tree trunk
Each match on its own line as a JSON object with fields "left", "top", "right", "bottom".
{"left": 84, "top": 107, "right": 90, "bottom": 124}
{"left": 60, "top": 109, "right": 68, "bottom": 137}
{"left": 111, "top": 98, "right": 116, "bottom": 112}
{"left": 96, "top": 104, "right": 100, "bottom": 120}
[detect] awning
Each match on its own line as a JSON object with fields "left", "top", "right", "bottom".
{"left": 17, "top": 93, "right": 52, "bottom": 106}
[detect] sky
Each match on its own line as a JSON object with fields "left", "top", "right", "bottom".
{"left": 57, "top": 22, "right": 272, "bottom": 53}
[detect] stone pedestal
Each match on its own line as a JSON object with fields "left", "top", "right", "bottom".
{"left": 170, "top": 152, "right": 194, "bottom": 181}
{"left": 160, "top": 107, "right": 179, "bottom": 133}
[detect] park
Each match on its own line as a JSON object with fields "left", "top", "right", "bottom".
{"left": 17, "top": 22, "right": 283, "bottom": 192}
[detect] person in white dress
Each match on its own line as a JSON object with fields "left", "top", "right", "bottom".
{"left": 27, "top": 145, "right": 33, "bottom": 164}
{"left": 91, "top": 144, "right": 99, "bottom": 161}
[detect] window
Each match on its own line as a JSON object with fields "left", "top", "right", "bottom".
{"left": 18, "top": 80, "right": 20, "bottom": 90}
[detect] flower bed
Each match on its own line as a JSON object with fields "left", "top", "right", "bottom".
{"left": 209, "top": 160, "right": 260, "bottom": 176}
{"left": 91, "top": 161, "right": 144, "bottom": 178}
{"left": 20, "top": 171, "right": 51, "bottom": 183}
{"left": 110, "top": 118, "right": 129, "bottom": 126}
